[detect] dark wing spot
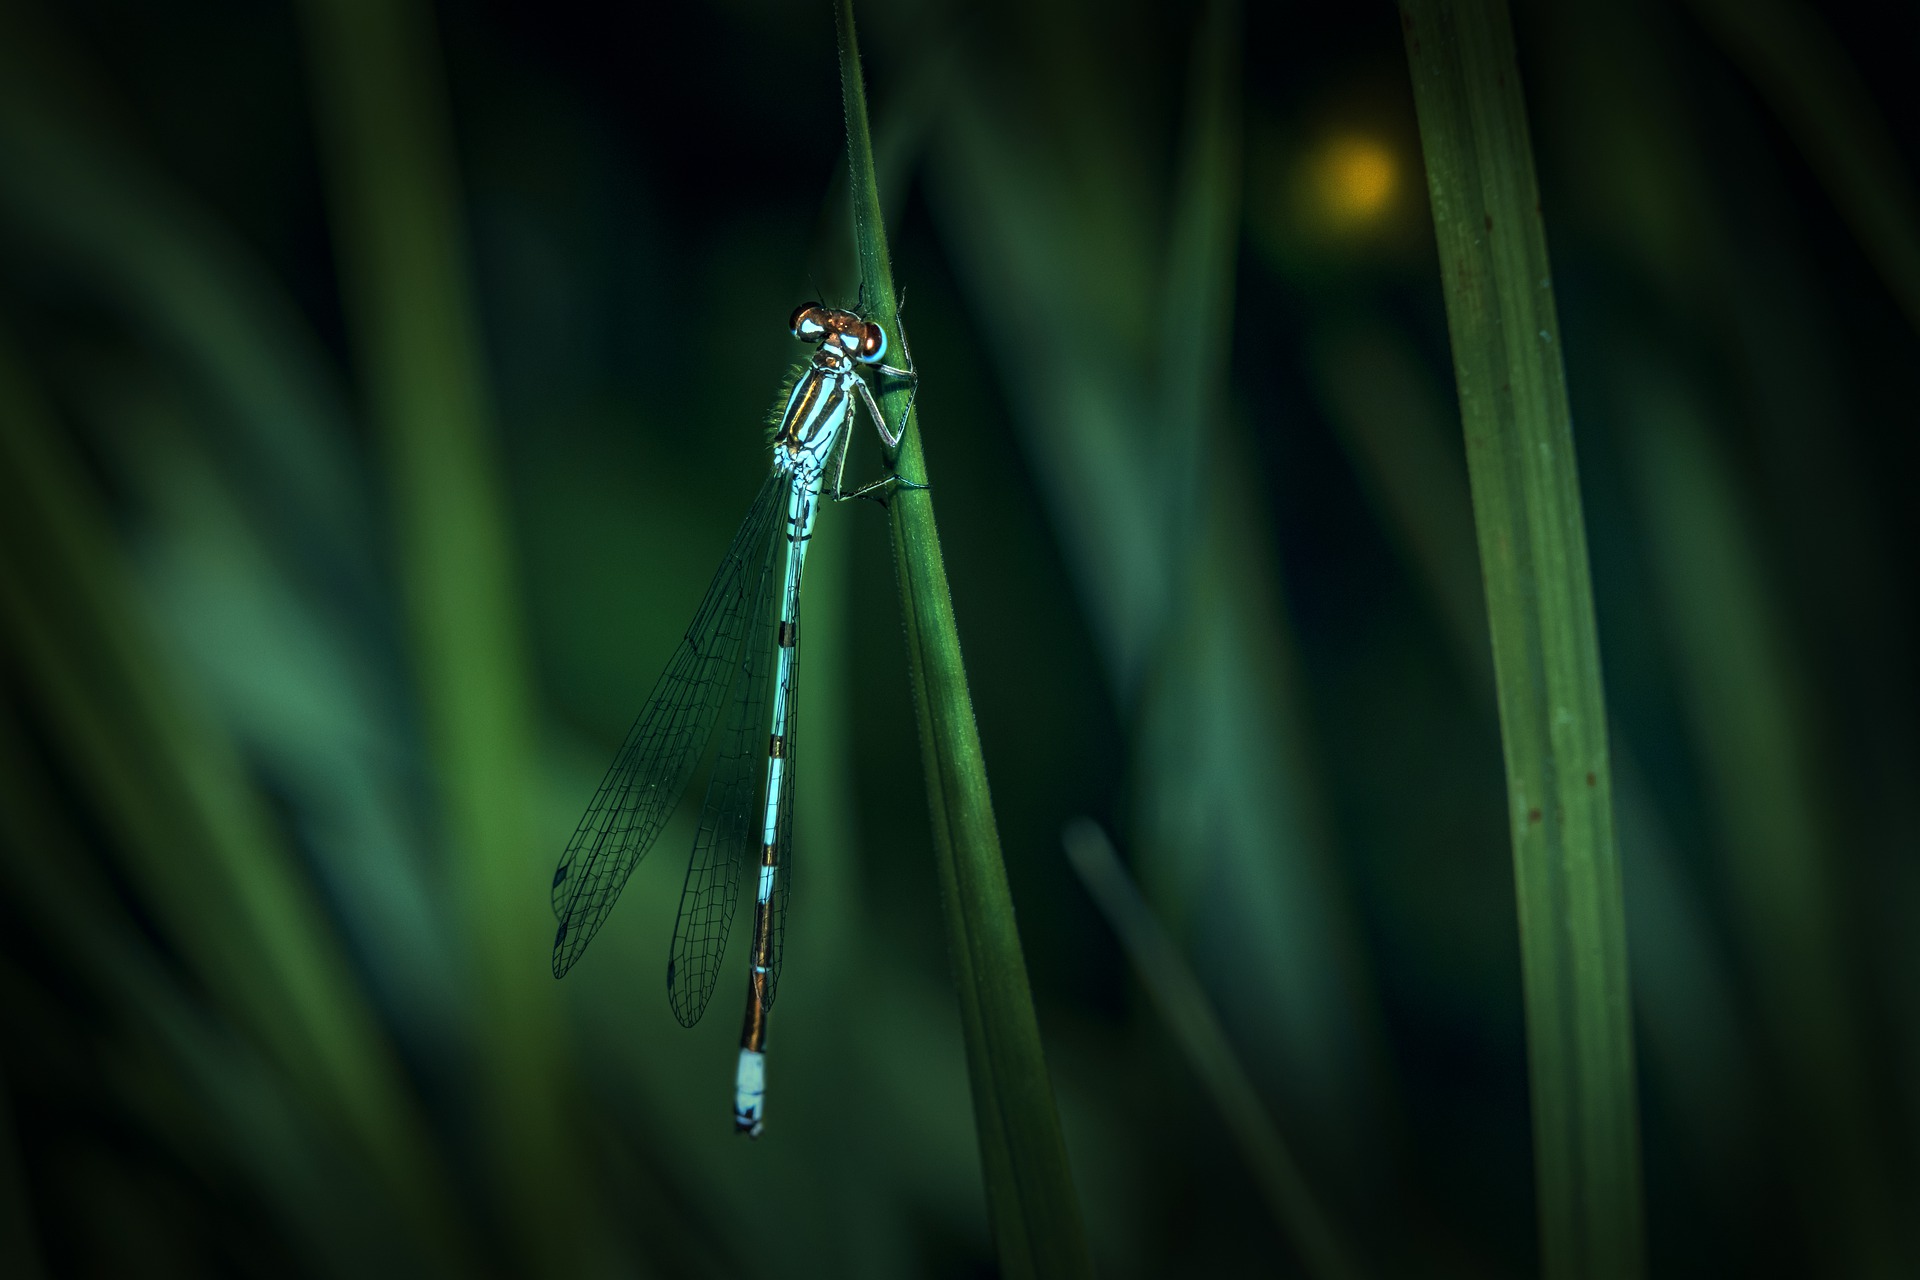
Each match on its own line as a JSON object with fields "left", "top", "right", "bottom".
{"left": 552, "top": 865, "right": 568, "bottom": 888}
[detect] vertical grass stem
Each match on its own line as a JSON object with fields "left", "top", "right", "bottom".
{"left": 835, "top": 5, "right": 1091, "bottom": 1278}
{"left": 297, "top": 0, "right": 585, "bottom": 1269}
{"left": 1398, "top": 3, "right": 1646, "bottom": 1276}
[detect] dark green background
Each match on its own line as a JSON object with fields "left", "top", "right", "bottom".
{"left": 2, "top": 0, "right": 1916, "bottom": 1275}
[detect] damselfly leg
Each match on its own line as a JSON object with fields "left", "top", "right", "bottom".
{"left": 826, "top": 329, "right": 925, "bottom": 505}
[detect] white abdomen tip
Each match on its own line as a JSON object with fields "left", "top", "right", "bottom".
{"left": 734, "top": 1049, "right": 766, "bottom": 1138}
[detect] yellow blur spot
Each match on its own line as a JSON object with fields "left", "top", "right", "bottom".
{"left": 1313, "top": 135, "right": 1398, "bottom": 228}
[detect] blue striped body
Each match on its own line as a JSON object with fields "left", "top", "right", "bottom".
{"left": 550, "top": 301, "right": 908, "bottom": 1142}
{"left": 734, "top": 355, "right": 855, "bottom": 1136}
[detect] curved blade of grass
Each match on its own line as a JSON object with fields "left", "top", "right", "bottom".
{"left": 1135, "top": 10, "right": 1390, "bottom": 1155}
{"left": 295, "top": 0, "right": 586, "bottom": 1269}
{"left": 0, "top": 1067, "right": 43, "bottom": 1280}
{"left": 0, "top": 0, "right": 476, "bottom": 1129}
{"left": 0, "top": 337, "right": 472, "bottom": 1275}
{"left": 1061, "top": 820, "right": 1364, "bottom": 1280}
{"left": 1157, "top": 0, "right": 1241, "bottom": 586}
{"left": 1303, "top": 320, "right": 1491, "bottom": 681}
{"left": 1397, "top": 4, "right": 1646, "bottom": 1277}
{"left": 1617, "top": 355, "right": 1901, "bottom": 1272}
{"left": 923, "top": 2, "right": 1389, "bottom": 1166}
{"left": 0, "top": 13, "right": 375, "bottom": 594}
{"left": 835, "top": 6, "right": 1089, "bottom": 1277}
{"left": 1306, "top": 313, "right": 1760, "bottom": 1203}
{"left": 1525, "top": 9, "right": 1915, "bottom": 1262}
{"left": 0, "top": 708, "right": 412, "bottom": 1275}
{"left": 1683, "top": 0, "right": 1920, "bottom": 339}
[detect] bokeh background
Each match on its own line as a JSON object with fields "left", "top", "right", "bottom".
{"left": 3, "top": 0, "right": 1918, "bottom": 1275}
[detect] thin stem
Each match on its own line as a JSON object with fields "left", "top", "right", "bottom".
{"left": 1064, "top": 821, "right": 1364, "bottom": 1280}
{"left": 834, "top": 5, "right": 1091, "bottom": 1278}
{"left": 1398, "top": 2, "right": 1646, "bottom": 1277}
{"left": 1683, "top": 0, "right": 1920, "bottom": 340}
{"left": 296, "top": 0, "right": 585, "bottom": 1270}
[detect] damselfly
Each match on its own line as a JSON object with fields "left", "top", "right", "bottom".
{"left": 550, "top": 302, "right": 917, "bottom": 1137}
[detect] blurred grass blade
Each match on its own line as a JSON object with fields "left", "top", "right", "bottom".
{"left": 97, "top": 379, "right": 468, "bottom": 1045}
{"left": 0, "top": 710, "right": 401, "bottom": 1275}
{"left": 1618, "top": 356, "right": 1900, "bottom": 1272}
{"left": 1683, "top": 0, "right": 1920, "bottom": 338}
{"left": 1304, "top": 314, "right": 1760, "bottom": 1200}
{"left": 295, "top": 0, "right": 585, "bottom": 1268}
{"left": 0, "top": 19, "right": 375, "bottom": 590}
{"left": 925, "top": 0, "right": 1389, "bottom": 1168}
{"left": 1156, "top": 0, "right": 1241, "bottom": 582}
{"left": 1062, "top": 820, "right": 1364, "bottom": 1280}
{"left": 1524, "top": 11, "right": 1919, "bottom": 1256}
{"left": 836, "top": 5, "right": 1090, "bottom": 1277}
{"left": 1397, "top": 3, "right": 1646, "bottom": 1276}
{"left": 1304, "top": 319, "right": 1489, "bottom": 677}
{"left": 0, "top": 336, "right": 470, "bottom": 1275}
{"left": 0, "top": 1068, "right": 43, "bottom": 1280}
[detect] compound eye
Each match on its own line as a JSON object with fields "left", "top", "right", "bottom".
{"left": 790, "top": 303, "right": 828, "bottom": 341}
{"left": 857, "top": 322, "right": 888, "bottom": 364}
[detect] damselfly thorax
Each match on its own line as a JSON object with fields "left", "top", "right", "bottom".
{"left": 774, "top": 303, "right": 896, "bottom": 474}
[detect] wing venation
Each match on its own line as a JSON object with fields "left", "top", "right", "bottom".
{"left": 550, "top": 470, "right": 786, "bottom": 978}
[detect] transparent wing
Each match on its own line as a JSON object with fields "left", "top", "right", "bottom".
{"left": 665, "top": 483, "right": 786, "bottom": 1026}
{"left": 550, "top": 470, "right": 785, "bottom": 978}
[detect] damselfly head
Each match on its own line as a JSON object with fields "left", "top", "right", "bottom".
{"left": 790, "top": 303, "right": 888, "bottom": 365}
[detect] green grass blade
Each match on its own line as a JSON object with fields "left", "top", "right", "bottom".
{"left": 0, "top": 337, "right": 471, "bottom": 1274}
{"left": 1062, "top": 821, "right": 1364, "bottom": 1280}
{"left": 0, "top": 1065, "right": 44, "bottom": 1280}
{"left": 295, "top": 0, "right": 586, "bottom": 1269}
{"left": 1157, "top": 0, "right": 1241, "bottom": 566}
{"left": 1683, "top": 0, "right": 1920, "bottom": 338}
{"left": 925, "top": 2, "right": 1388, "bottom": 1159}
{"left": 0, "top": 706, "right": 411, "bottom": 1274}
{"left": 1305, "top": 311, "right": 1766, "bottom": 1220}
{"left": 1397, "top": 4, "right": 1646, "bottom": 1276}
{"left": 1618, "top": 357, "right": 1900, "bottom": 1272}
{"left": 0, "top": 15, "right": 373, "bottom": 579}
{"left": 1519, "top": 11, "right": 1914, "bottom": 1262}
{"left": 1304, "top": 319, "right": 1490, "bottom": 677}
{"left": 835, "top": 6, "right": 1091, "bottom": 1277}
